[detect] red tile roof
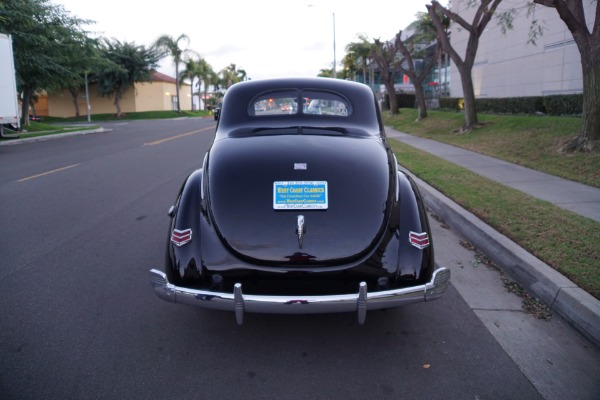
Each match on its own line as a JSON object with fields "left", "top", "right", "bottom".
{"left": 152, "top": 71, "right": 177, "bottom": 83}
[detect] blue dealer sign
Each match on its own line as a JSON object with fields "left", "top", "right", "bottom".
{"left": 273, "top": 181, "right": 328, "bottom": 210}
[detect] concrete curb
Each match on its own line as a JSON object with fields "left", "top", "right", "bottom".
{"left": 0, "top": 127, "right": 106, "bottom": 146}
{"left": 401, "top": 167, "right": 600, "bottom": 349}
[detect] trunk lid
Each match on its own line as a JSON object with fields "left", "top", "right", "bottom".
{"left": 207, "top": 134, "right": 392, "bottom": 265}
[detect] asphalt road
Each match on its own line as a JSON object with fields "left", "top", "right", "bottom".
{"left": 0, "top": 118, "right": 598, "bottom": 399}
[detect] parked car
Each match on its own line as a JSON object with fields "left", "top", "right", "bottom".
{"left": 149, "top": 77, "right": 450, "bottom": 325}
{"left": 213, "top": 102, "right": 222, "bottom": 120}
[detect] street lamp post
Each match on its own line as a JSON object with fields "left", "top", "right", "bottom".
{"left": 332, "top": 12, "right": 336, "bottom": 79}
{"left": 308, "top": 5, "right": 337, "bottom": 78}
{"left": 85, "top": 72, "right": 91, "bottom": 123}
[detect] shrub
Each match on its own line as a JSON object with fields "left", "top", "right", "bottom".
{"left": 542, "top": 94, "right": 583, "bottom": 116}
{"left": 387, "top": 93, "right": 583, "bottom": 116}
{"left": 439, "top": 97, "right": 461, "bottom": 110}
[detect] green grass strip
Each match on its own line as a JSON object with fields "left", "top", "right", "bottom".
{"left": 385, "top": 109, "right": 599, "bottom": 188}
{"left": 42, "top": 110, "right": 209, "bottom": 122}
{"left": 389, "top": 139, "right": 600, "bottom": 299}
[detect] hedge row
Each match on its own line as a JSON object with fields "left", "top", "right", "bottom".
{"left": 438, "top": 94, "right": 583, "bottom": 116}
{"left": 383, "top": 93, "right": 417, "bottom": 110}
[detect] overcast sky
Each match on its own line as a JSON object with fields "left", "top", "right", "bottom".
{"left": 52, "top": 0, "right": 440, "bottom": 80}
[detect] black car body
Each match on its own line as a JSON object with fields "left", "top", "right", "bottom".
{"left": 149, "top": 77, "right": 450, "bottom": 324}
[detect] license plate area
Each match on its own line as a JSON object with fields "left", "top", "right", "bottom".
{"left": 273, "top": 181, "right": 328, "bottom": 210}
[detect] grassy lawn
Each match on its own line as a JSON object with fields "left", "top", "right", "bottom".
{"left": 383, "top": 111, "right": 600, "bottom": 299}
{"left": 42, "top": 109, "right": 209, "bottom": 123}
{"left": 385, "top": 109, "right": 599, "bottom": 188}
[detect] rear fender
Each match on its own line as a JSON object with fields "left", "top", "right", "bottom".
{"left": 395, "top": 170, "right": 435, "bottom": 282}
{"left": 167, "top": 168, "right": 204, "bottom": 279}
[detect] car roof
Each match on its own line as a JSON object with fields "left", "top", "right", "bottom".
{"left": 215, "top": 77, "right": 383, "bottom": 138}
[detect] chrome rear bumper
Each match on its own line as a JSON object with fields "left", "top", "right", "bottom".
{"left": 149, "top": 267, "right": 450, "bottom": 325}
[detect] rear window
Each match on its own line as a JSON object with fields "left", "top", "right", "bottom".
{"left": 248, "top": 89, "right": 352, "bottom": 117}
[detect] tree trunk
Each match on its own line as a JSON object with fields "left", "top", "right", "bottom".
{"left": 191, "top": 79, "right": 194, "bottom": 111}
{"left": 578, "top": 47, "right": 600, "bottom": 148}
{"left": 444, "top": 53, "right": 449, "bottom": 94}
{"left": 175, "top": 66, "right": 181, "bottom": 113}
{"left": 531, "top": 0, "right": 598, "bottom": 151}
{"left": 438, "top": 53, "right": 442, "bottom": 86}
{"left": 385, "top": 80, "right": 399, "bottom": 115}
{"left": 565, "top": 53, "right": 600, "bottom": 152}
{"left": 69, "top": 88, "right": 81, "bottom": 117}
{"left": 114, "top": 90, "right": 122, "bottom": 117}
{"left": 414, "top": 82, "right": 428, "bottom": 120}
{"left": 20, "top": 87, "right": 32, "bottom": 127}
{"left": 459, "top": 65, "right": 478, "bottom": 131}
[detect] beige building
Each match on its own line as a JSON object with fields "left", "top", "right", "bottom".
{"left": 44, "top": 71, "right": 192, "bottom": 118}
{"left": 449, "top": 0, "right": 596, "bottom": 98}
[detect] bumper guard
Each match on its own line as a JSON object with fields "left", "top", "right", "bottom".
{"left": 149, "top": 267, "right": 450, "bottom": 325}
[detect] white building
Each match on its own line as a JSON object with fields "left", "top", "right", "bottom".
{"left": 449, "top": 0, "right": 596, "bottom": 98}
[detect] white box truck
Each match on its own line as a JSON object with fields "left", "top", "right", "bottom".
{"left": 0, "top": 33, "right": 20, "bottom": 137}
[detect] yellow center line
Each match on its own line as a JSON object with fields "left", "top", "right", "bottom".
{"left": 18, "top": 164, "right": 80, "bottom": 183}
{"left": 144, "top": 126, "right": 215, "bottom": 146}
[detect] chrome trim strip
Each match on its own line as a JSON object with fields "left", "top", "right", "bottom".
{"left": 149, "top": 268, "right": 450, "bottom": 324}
{"left": 200, "top": 154, "right": 207, "bottom": 200}
{"left": 297, "top": 215, "right": 305, "bottom": 248}
{"left": 393, "top": 154, "right": 400, "bottom": 202}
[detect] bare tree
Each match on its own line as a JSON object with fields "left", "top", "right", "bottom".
{"left": 394, "top": 31, "right": 441, "bottom": 120}
{"left": 427, "top": 0, "right": 504, "bottom": 132}
{"left": 531, "top": 0, "right": 599, "bottom": 152}
{"left": 371, "top": 38, "right": 401, "bottom": 114}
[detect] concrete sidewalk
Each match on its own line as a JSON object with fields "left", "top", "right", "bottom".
{"left": 385, "top": 127, "right": 600, "bottom": 349}
{"left": 386, "top": 128, "right": 600, "bottom": 223}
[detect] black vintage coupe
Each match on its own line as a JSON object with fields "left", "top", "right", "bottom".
{"left": 149, "top": 77, "right": 450, "bottom": 324}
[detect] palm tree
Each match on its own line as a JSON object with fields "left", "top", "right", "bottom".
{"left": 345, "top": 34, "right": 373, "bottom": 84}
{"left": 220, "top": 63, "right": 247, "bottom": 89}
{"left": 341, "top": 53, "right": 358, "bottom": 80}
{"left": 198, "top": 59, "right": 217, "bottom": 111}
{"left": 180, "top": 57, "right": 203, "bottom": 111}
{"left": 317, "top": 68, "right": 334, "bottom": 78}
{"left": 153, "top": 34, "right": 191, "bottom": 112}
